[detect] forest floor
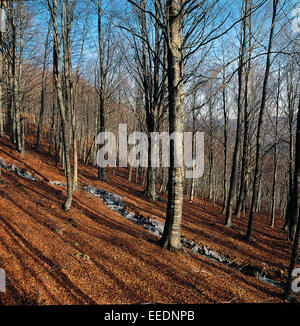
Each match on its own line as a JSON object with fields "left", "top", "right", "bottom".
{"left": 0, "top": 134, "right": 299, "bottom": 305}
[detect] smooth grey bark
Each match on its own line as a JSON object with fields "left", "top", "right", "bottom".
{"left": 160, "top": 0, "right": 184, "bottom": 253}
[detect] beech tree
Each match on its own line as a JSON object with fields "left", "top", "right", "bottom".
{"left": 35, "top": 18, "right": 50, "bottom": 151}
{"left": 127, "top": 0, "right": 233, "bottom": 252}
{"left": 225, "top": 0, "right": 250, "bottom": 227}
{"left": 48, "top": 0, "right": 75, "bottom": 211}
{"left": 284, "top": 94, "right": 300, "bottom": 300}
{"left": 246, "top": 0, "right": 279, "bottom": 242}
{"left": 0, "top": 0, "right": 4, "bottom": 139}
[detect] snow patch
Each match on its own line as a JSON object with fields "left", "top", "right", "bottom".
{"left": 82, "top": 185, "right": 125, "bottom": 212}
{"left": 49, "top": 181, "right": 66, "bottom": 186}
{"left": 0, "top": 157, "right": 287, "bottom": 292}
{"left": 81, "top": 183, "right": 284, "bottom": 290}
{"left": 255, "top": 272, "right": 284, "bottom": 289}
{"left": 0, "top": 157, "right": 37, "bottom": 181}
{"left": 82, "top": 185, "right": 164, "bottom": 237}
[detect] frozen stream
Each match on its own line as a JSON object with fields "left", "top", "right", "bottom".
{"left": 0, "top": 156, "right": 286, "bottom": 292}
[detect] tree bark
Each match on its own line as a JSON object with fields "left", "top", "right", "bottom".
{"left": 36, "top": 22, "right": 50, "bottom": 151}
{"left": 0, "top": 0, "right": 4, "bottom": 138}
{"left": 284, "top": 95, "right": 300, "bottom": 299}
{"left": 270, "top": 68, "right": 280, "bottom": 227}
{"left": 246, "top": 0, "right": 278, "bottom": 241}
{"left": 160, "top": 0, "right": 184, "bottom": 253}
{"left": 221, "top": 65, "right": 228, "bottom": 214}
{"left": 225, "top": 0, "right": 249, "bottom": 227}
{"left": 97, "top": 0, "right": 107, "bottom": 182}
{"left": 48, "top": 0, "right": 73, "bottom": 211}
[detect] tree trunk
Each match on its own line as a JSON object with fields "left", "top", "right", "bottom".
{"left": 284, "top": 95, "right": 300, "bottom": 299}
{"left": 235, "top": 5, "right": 253, "bottom": 217}
{"left": 225, "top": 0, "right": 248, "bottom": 227}
{"left": 189, "top": 111, "right": 196, "bottom": 202}
{"left": 284, "top": 72, "right": 297, "bottom": 231}
{"left": 0, "top": 0, "right": 4, "bottom": 138}
{"left": 48, "top": 0, "right": 73, "bottom": 211}
{"left": 246, "top": 0, "right": 278, "bottom": 241}
{"left": 97, "top": 0, "right": 107, "bottom": 182}
{"left": 159, "top": 167, "right": 168, "bottom": 194}
{"left": 160, "top": 0, "right": 184, "bottom": 253}
{"left": 36, "top": 23, "right": 50, "bottom": 151}
{"left": 271, "top": 69, "right": 280, "bottom": 227}
{"left": 221, "top": 66, "right": 228, "bottom": 213}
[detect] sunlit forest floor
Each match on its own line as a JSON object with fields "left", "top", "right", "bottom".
{"left": 0, "top": 134, "right": 298, "bottom": 304}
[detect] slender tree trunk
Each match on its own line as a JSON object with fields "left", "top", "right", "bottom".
{"left": 246, "top": 0, "right": 278, "bottom": 241}
{"left": 225, "top": 0, "right": 248, "bottom": 227}
{"left": 284, "top": 73, "right": 297, "bottom": 231}
{"left": 235, "top": 69, "right": 251, "bottom": 217}
{"left": 73, "top": 137, "right": 78, "bottom": 190}
{"left": 0, "top": 0, "right": 2, "bottom": 182}
{"left": 0, "top": 0, "right": 4, "bottom": 138}
{"left": 15, "top": 0, "right": 25, "bottom": 155}
{"left": 270, "top": 69, "right": 280, "bottom": 227}
{"left": 235, "top": 4, "right": 253, "bottom": 218}
{"left": 97, "top": 0, "right": 107, "bottom": 182}
{"left": 208, "top": 99, "right": 214, "bottom": 202}
{"left": 221, "top": 68, "right": 228, "bottom": 213}
{"left": 159, "top": 167, "right": 168, "bottom": 194}
{"left": 48, "top": 0, "right": 73, "bottom": 211}
{"left": 49, "top": 81, "right": 56, "bottom": 153}
{"left": 284, "top": 95, "right": 300, "bottom": 299}
{"left": 189, "top": 111, "right": 196, "bottom": 202}
{"left": 128, "top": 166, "right": 133, "bottom": 182}
{"left": 6, "top": 1, "right": 13, "bottom": 143}
{"left": 36, "top": 24, "right": 50, "bottom": 151}
{"left": 145, "top": 112, "right": 157, "bottom": 201}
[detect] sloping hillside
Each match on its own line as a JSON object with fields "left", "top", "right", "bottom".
{"left": 0, "top": 135, "right": 297, "bottom": 304}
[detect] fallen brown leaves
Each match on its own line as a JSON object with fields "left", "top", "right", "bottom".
{"left": 0, "top": 135, "right": 297, "bottom": 305}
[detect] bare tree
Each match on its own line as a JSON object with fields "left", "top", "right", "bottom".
{"left": 246, "top": 0, "right": 279, "bottom": 241}
{"left": 0, "top": 0, "right": 4, "bottom": 139}
{"left": 48, "top": 0, "right": 75, "bottom": 211}
{"left": 97, "top": 0, "right": 107, "bottom": 181}
{"left": 159, "top": 0, "right": 184, "bottom": 252}
{"left": 35, "top": 18, "right": 50, "bottom": 151}
{"left": 284, "top": 94, "right": 300, "bottom": 300}
{"left": 270, "top": 64, "right": 281, "bottom": 227}
{"left": 225, "top": 0, "right": 249, "bottom": 227}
